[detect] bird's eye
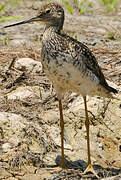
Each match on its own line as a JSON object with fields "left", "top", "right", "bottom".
{"left": 46, "top": 9, "right": 51, "bottom": 14}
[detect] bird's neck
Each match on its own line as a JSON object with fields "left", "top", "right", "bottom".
{"left": 45, "top": 24, "right": 61, "bottom": 33}
{"left": 43, "top": 25, "right": 61, "bottom": 41}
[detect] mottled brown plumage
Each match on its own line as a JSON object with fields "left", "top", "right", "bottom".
{"left": 4, "top": 3, "right": 118, "bottom": 175}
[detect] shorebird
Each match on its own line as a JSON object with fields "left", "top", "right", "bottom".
{"left": 4, "top": 3, "right": 118, "bottom": 175}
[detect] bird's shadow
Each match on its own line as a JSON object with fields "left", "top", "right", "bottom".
{"left": 43, "top": 155, "right": 121, "bottom": 179}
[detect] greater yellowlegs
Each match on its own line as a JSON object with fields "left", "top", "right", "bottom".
{"left": 4, "top": 3, "right": 118, "bottom": 174}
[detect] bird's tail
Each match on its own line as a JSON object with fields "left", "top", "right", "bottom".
{"left": 107, "top": 85, "right": 118, "bottom": 94}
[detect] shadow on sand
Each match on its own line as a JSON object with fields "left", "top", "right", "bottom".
{"left": 43, "top": 155, "right": 121, "bottom": 179}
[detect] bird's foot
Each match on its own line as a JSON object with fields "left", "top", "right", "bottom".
{"left": 82, "top": 164, "right": 99, "bottom": 178}
{"left": 61, "top": 161, "right": 67, "bottom": 169}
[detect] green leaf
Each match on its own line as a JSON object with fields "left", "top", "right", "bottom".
{"left": 61, "top": 0, "right": 73, "bottom": 14}
{"left": 67, "top": 6, "right": 73, "bottom": 14}
{"left": 0, "top": 5, "right": 6, "bottom": 14}
{"left": 0, "top": 16, "right": 23, "bottom": 22}
{"left": 107, "top": 33, "right": 115, "bottom": 40}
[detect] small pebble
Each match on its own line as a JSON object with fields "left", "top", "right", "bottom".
{"left": 2, "top": 142, "right": 12, "bottom": 152}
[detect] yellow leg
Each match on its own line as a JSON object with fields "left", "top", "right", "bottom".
{"left": 83, "top": 96, "right": 98, "bottom": 177}
{"left": 84, "top": 96, "right": 91, "bottom": 167}
{"left": 59, "top": 99, "right": 66, "bottom": 168}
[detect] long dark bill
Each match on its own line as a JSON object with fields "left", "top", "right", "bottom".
{"left": 4, "top": 16, "right": 38, "bottom": 28}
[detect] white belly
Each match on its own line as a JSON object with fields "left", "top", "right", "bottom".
{"left": 42, "top": 59, "right": 107, "bottom": 98}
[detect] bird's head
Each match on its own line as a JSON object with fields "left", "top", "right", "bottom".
{"left": 4, "top": 3, "right": 64, "bottom": 30}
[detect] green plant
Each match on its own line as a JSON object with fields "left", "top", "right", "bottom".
{"left": 101, "top": 0, "right": 115, "bottom": 5}
{"left": 0, "top": 1, "right": 23, "bottom": 22}
{"left": 3, "top": 37, "right": 9, "bottom": 45}
{"left": 107, "top": 33, "right": 115, "bottom": 40}
{"left": 9, "top": 0, "right": 24, "bottom": 7}
{"left": 0, "top": 16, "right": 23, "bottom": 22}
{"left": 73, "top": 0, "right": 92, "bottom": 14}
{"left": 0, "top": 4, "right": 6, "bottom": 14}
{"left": 61, "top": 0, "right": 92, "bottom": 14}
{"left": 100, "top": 0, "right": 118, "bottom": 12}
{"left": 61, "top": 0, "right": 73, "bottom": 14}
{"left": 79, "top": 0, "right": 92, "bottom": 14}
{"left": 74, "top": 33, "right": 78, "bottom": 41}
